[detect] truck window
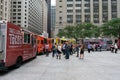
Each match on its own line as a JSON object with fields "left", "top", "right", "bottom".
{"left": 44, "top": 39, "right": 47, "bottom": 44}
{"left": 31, "top": 35, "right": 36, "bottom": 46}
{"left": 41, "top": 40, "right": 43, "bottom": 44}
{"left": 24, "top": 33, "right": 30, "bottom": 44}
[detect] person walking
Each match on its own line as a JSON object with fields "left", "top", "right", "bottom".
{"left": 114, "top": 43, "right": 118, "bottom": 53}
{"left": 80, "top": 44, "right": 85, "bottom": 60}
{"left": 45, "top": 43, "right": 49, "bottom": 56}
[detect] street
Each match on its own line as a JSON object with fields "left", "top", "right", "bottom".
{"left": 0, "top": 51, "right": 120, "bottom": 80}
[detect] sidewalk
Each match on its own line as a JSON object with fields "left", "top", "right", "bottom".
{"left": 0, "top": 51, "right": 120, "bottom": 80}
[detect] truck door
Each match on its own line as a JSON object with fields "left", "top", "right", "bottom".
{"left": 0, "top": 24, "right": 6, "bottom": 62}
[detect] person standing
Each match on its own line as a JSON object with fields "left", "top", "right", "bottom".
{"left": 99, "top": 44, "right": 102, "bottom": 52}
{"left": 87, "top": 43, "right": 92, "bottom": 53}
{"left": 62, "top": 41, "right": 66, "bottom": 55}
{"left": 57, "top": 44, "right": 62, "bottom": 59}
{"left": 80, "top": 44, "right": 85, "bottom": 60}
{"left": 114, "top": 43, "right": 118, "bottom": 53}
{"left": 70, "top": 42, "right": 73, "bottom": 55}
{"left": 65, "top": 41, "right": 70, "bottom": 59}
{"left": 45, "top": 43, "right": 49, "bottom": 56}
{"left": 52, "top": 43, "right": 57, "bottom": 57}
{"left": 76, "top": 44, "right": 80, "bottom": 57}
{"left": 110, "top": 44, "right": 114, "bottom": 53}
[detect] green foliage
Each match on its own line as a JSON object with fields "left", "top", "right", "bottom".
{"left": 57, "top": 23, "right": 100, "bottom": 39}
{"left": 101, "top": 18, "right": 120, "bottom": 38}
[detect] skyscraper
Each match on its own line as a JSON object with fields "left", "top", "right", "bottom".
{"left": 45, "top": 0, "right": 51, "bottom": 37}
{"left": 10, "top": 0, "right": 43, "bottom": 35}
{"left": 42, "top": 0, "right": 48, "bottom": 33}
{"left": 0, "top": 0, "right": 11, "bottom": 21}
{"left": 55, "top": 0, "right": 120, "bottom": 35}
{"left": 51, "top": 6, "right": 56, "bottom": 38}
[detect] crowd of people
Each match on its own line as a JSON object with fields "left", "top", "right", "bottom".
{"left": 51, "top": 41, "right": 85, "bottom": 60}
{"left": 44, "top": 41, "right": 119, "bottom": 60}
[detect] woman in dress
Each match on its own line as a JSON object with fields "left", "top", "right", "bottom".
{"left": 80, "top": 44, "right": 85, "bottom": 59}
{"left": 57, "top": 44, "right": 62, "bottom": 59}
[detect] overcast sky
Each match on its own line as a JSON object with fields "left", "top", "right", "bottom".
{"left": 51, "top": 0, "right": 56, "bottom": 6}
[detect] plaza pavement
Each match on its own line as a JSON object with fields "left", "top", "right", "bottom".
{"left": 0, "top": 50, "right": 120, "bottom": 80}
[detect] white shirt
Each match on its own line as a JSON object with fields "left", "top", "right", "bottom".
{"left": 58, "top": 45, "right": 62, "bottom": 52}
{"left": 114, "top": 44, "right": 118, "bottom": 49}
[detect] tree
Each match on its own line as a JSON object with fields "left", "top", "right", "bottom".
{"left": 101, "top": 18, "right": 120, "bottom": 38}
{"left": 82, "top": 23, "right": 99, "bottom": 38}
{"left": 57, "top": 23, "right": 100, "bottom": 43}
{"left": 57, "top": 29, "right": 66, "bottom": 38}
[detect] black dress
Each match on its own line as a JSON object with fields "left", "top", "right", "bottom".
{"left": 80, "top": 49, "right": 84, "bottom": 54}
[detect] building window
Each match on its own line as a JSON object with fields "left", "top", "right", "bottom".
{"left": 18, "top": 5, "right": 21, "bottom": 8}
{"left": 67, "top": 0, "right": 73, "bottom": 2}
{"left": 59, "top": 22, "right": 62, "bottom": 24}
{"left": 76, "top": 15, "right": 81, "bottom": 23}
{"left": 13, "top": 21, "right": 16, "bottom": 23}
{"left": 85, "top": 0, "right": 90, "bottom": 2}
{"left": 94, "top": 20, "right": 99, "bottom": 23}
{"left": 18, "top": 13, "right": 21, "bottom": 15}
{"left": 59, "top": 17, "right": 62, "bottom": 20}
{"left": 67, "top": 10, "right": 73, "bottom": 13}
{"left": 13, "top": 9, "right": 16, "bottom": 11}
{"left": 67, "top": 15, "right": 73, "bottom": 23}
{"left": 13, "top": 2, "right": 16, "bottom": 4}
{"left": 59, "top": 6, "right": 62, "bottom": 8}
{"left": 67, "top": 4, "right": 73, "bottom": 7}
{"left": 59, "top": 0, "right": 62, "bottom": 2}
{"left": 85, "top": 9, "right": 90, "bottom": 13}
{"left": 85, "top": 15, "right": 90, "bottom": 22}
{"left": 18, "top": 9, "right": 21, "bottom": 11}
{"left": 18, "top": 17, "right": 21, "bottom": 19}
{"left": 85, "top": 4, "right": 90, "bottom": 7}
{"left": 18, "top": 2, "right": 21, "bottom": 4}
{"left": 76, "top": 9, "right": 81, "bottom": 13}
{"left": 94, "top": 15, "right": 99, "bottom": 18}
{"left": 18, "top": 21, "right": 21, "bottom": 23}
{"left": 76, "top": 0, "right": 81, "bottom": 1}
{"left": 13, "top": 5, "right": 16, "bottom": 8}
{"left": 13, "top": 13, "right": 16, "bottom": 15}
{"left": 76, "top": 4, "right": 81, "bottom": 7}
{"left": 13, "top": 17, "right": 16, "bottom": 19}
{"left": 59, "top": 11, "right": 62, "bottom": 13}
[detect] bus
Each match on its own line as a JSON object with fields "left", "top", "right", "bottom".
{"left": 0, "top": 21, "right": 37, "bottom": 71}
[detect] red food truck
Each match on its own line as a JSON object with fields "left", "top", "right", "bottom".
{"left": 37, "top": 35, "right": 45, "bottom": 55}
{"left": 0, "top": 21, "right": 37, "bottom": 70}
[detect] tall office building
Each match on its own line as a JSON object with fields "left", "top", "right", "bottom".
{"left": 0, "top": 0, "right": 11, "bottom": 21}
{"left": 51, "top": 6, "right": 56, "bottom": 38}
{"left": 55, "top": 0, "right": 120, "bottom": 35}
{"left": 45, "top": 0, "right": 51, "bottom": 37}
{"left": 10, "top": 0, "right": 43, "bottom": 35}
{"left": 42, "top": 0, "right": 48, "bottom": 33}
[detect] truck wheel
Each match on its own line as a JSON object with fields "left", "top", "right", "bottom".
{"left": 15, "top": 57, "right": 22, "bottom": 68}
